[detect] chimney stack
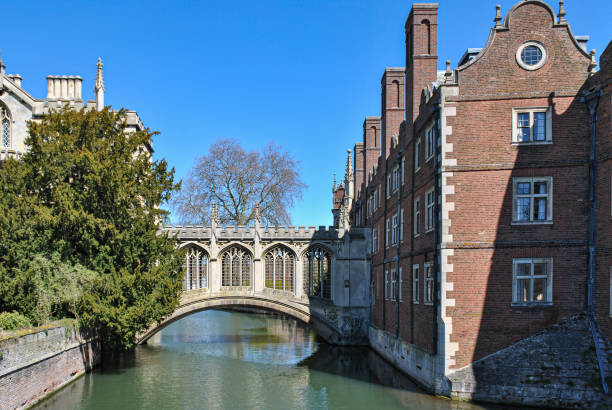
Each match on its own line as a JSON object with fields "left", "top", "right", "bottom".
{"left": 381, "top": 68, "right": 405, "bottom": 159}
{"left": 7, "top": 74, "right": 22, "bottom": 88}
{"left": 46, "top": 75, "right": 83, "bottom": 100}
{"left": 405, "top": 3, "right": 438, "bottom": 128}
{"left": 363, "top": 116, "right": 381, "bottom": 189}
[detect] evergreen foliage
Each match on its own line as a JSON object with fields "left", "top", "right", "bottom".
{"left": 0, "top": 311, "right": 32, "bottom": 330}
{"left": 0, "top": 107, "right": 184, "bottom": 349}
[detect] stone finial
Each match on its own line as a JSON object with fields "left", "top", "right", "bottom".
{"left": 345, "top": 149, "right": 353, "bottom": 181}
{"left": 444, "top": 60, "right": 452, "bottom": 83}
{"left": 588, "top": 49, "right": 597, "bottom": 75}
{"left": 494, "top": 5, "right": 502, "bottom": 28}
{"left": 211, "top": 201, "right": 220, "bottom": 225}
{"left": 95, "top": 58, "right": 105, "bottom": 111}
{"left": 333, "top": 173, "right": 337, "bottom": 191}
{"left": 557, "top": 1, "right": 567, "bottom": 23}
{"left": 254, "top": 204, "right": 261, "bottom": 224}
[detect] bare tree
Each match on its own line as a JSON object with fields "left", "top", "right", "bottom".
{"left": 173, "top": 138, "right": 307, "bottom": 226}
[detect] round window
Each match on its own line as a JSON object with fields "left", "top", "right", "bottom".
{"left": 516, "top": 42, "right": 547, "bottom": 71}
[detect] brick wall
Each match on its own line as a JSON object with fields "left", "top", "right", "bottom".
{"left": 0, "top": 326, "right": 100, "bottom": 409}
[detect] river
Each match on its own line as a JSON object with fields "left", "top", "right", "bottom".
{"left": 35, "top": 310, "right": 498, "bottom": 410}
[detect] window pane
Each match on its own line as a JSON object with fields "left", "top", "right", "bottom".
{"left": 534, "top": 198, "right": 547, "bottom": 220}
{"left": 517, "top": 113, "right": 530, "bottom": 127}
{"left": 517, "top": 198, "right": 530, "bottom": 220}
{"left": 516, "top": 263, "right": 531, "bottom": 277}
{"left": 517, "top": 182, "right": 531, "bottom": 195}
{"left": 521, "top": 46, "right": 542, "bottom": 66}
{"left": 516, "top": 278, "right": 529, "bottom": 302}
{"left": 533, "top": 112, "right": 546, "bottom": 141}
{"left": 533, "top": 278, "right": 547, "bottom": 302}
{"left": 533, "top": 262, "right": 547, "bottom": 277}
{"left": 533, "top": 181, "right": 547, "bottom": 194}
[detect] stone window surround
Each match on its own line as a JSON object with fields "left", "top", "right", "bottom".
{"left": 511, "top": 176, "right": 553, "bottom": 225}
{"left": 516, "top": 41, "right": 547, "bottom": 71}
{"left": 424, "top": 123, "right": 435, "bottom": 162}
{"left": 414, "top": 137, "right": 422, "bottom": 172}
{"left": 511, "top": 257, "right": 553, "bottom": 307}
{"left": 412, "top": 264, "right": 419, "bottom": 304}
{"left": 425, "top": 188, "right": 435, "bottom": 232}
{"left": 1, "top": 104, "right": 11, "bottom": 149}
{"left": 414, "top": 197, "right": 421, "bottom": 237}
{"left": 511, "top": 106, "right": 552, "bottom": 145}
{"left": 424, "top": 262, "right": 434, "bottom": 305}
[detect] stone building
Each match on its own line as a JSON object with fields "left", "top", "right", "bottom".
{"left": 0, "top": 55, "right": 145, "bottom": 161}
{"left": 338, "top": 0, "right": 611, "bottom": 406}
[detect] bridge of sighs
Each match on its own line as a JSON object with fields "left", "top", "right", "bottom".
{"left": 137, "top": 222, "right": 371, "bottom": 345}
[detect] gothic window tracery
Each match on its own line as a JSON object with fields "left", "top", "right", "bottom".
{"left": 264, "top": 246, "right": 295, "bottom": 292}
{"left": 303, "top": 246, "right": 331, "bottom": 299}
{"left": 1, "top": 105, "right": 11, "bottom": 149}
{"left": 221, "top": 246, "right": 252, "bottom": 287}
{"left": 183, "top": 246, "right": 208, "bottom": 290}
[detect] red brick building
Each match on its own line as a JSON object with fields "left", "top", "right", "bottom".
{"left": 337, "top": 0, "right": 611, "bottom": 403}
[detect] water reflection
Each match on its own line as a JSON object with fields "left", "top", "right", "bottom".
{"left": 36, "top": 310, "right": 499, "bottom": 410}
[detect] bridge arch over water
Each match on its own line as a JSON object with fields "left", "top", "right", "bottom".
{"left": 139, "top": 224, "right": 372, "bottom": 345}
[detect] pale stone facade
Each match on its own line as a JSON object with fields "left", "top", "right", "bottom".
{"left": 0, "top": 54, "right": 145, "bottom": 161}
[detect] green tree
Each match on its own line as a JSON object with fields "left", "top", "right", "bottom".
{"left": 0, "top": 107, "right": 184, "bottom": 349}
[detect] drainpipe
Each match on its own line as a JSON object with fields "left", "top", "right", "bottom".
{"left": 369, "top": 186, "right": 375, "bottom": 328}
{"left": 582, "top": 89, "right": 608, "bottom": 395}
{"left": 396, "top": 150, "right": 403, "bottom": 339}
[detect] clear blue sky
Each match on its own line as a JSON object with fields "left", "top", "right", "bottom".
{"left": 2, "top": 1, "right": 610, "bottom": 226}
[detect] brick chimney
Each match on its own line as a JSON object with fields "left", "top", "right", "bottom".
{"left": 363, "top": 116, "right": 381, "bottom": 189}
{"left": 354, "top": 142, "right": 365, "bottom": 197}
{"left": 381, "top": 67, "right": 405, "bottom": 159}
{"left": 405, "top": 3, "right": 438, "bottom": 127}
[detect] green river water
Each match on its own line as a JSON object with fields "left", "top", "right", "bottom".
{"left": 35, "top": 310, "right": 497, "bottom": 410}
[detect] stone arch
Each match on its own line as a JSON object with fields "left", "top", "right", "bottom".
{"left": 219, "top": 244, "right": 253, "bottom": 288}
{"left": 263, "top": 244, "right": 296, "bottom": 292}
{"left": 136, "top": 295, "right": 342, "bottom": 345}
{"left": 302, "top": 244, "right": 333, "bottom": 300}
{"left": 217, "top": 241, "right": 254, "bottom": 256}
{"left": 0, "top": 101, "right": 11, "bottom": 149}
{"left": 181, "top": 243, "right": 210, "bottom": 290}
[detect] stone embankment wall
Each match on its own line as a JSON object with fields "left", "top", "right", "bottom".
{"left": 447, "top": 314, "right": 611, "bottom": 408}
{"left": 0, "top": 326, "right": 100, "bottom": 409}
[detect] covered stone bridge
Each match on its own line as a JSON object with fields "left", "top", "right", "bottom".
{"left": 137, "top": 223, "right": 371, "bottom": 345}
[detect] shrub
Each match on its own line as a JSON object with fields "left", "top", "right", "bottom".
{"left": 0, "top": 311, "right": 32, "bottom": 330}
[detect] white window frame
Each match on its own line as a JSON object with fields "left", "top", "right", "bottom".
{"left": 512, "top": 177, "right": 553, "bottom": 224}
{"left": 414, "top": 137, "right": 421, "bottom": 171}
{"left": 400, "top": 209, "right": 404, "bottom": 243}
{"left": 386, "top": 174, "right": 391, "bottom": 199}
{"left": 512, "top": 107, "right": 552, "bottom": 144}
{"left": 385, "top": 219, "right": 390, "bottom": 248}
{"left": 425, "top": 125, "right": 435, "bottom": 161}
{"left": 372, "top": 228, "right": 377, "bottom": 253}
{"left": 512, "top": 258, "right": 553, "bottom": 306}
{"left": 401, "top": 156, "right": 405, "bottom": 185}
{"left": 425, "top": 188, "right": 435, "bottom": 232}
{"left": 391, "top": 213, "right": 398, "bottom": 245}
{"left": 424, "top": 262, "right": 434, "bottom": 305}
{"left": 414, "top": 197, "right": 421, "bottom": 237}
{"left": 398, "top": 267, "right": 403, "bottom": 301}
{"left": 390, "top": 268, "right": 396, "bottom": 301}
{"left": 384, "top": 269, "right": 389, "bottom": 300}
{"left": 412, "top": 264, "right": 419, "bottom": 304}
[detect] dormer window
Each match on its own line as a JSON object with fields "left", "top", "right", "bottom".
{"left": 1, "top": 106, "right": 11, "bottom": 148}
{"left": 516, "top": 42, "right": 547, "bottom": 71}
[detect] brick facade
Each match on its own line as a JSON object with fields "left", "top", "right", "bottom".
{"left": 336, "top": 0, "right": 611, "bottom": 400}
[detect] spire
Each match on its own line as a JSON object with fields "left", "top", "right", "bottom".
{"left": 211, "top": 201, "right": 220, "bottom": 225}
{"left": 333, "top": 173, "right": 337, "bottom": 191}
{"left": 345, "top": 148, "right": 353, "bottom": 182}
{"left": 94, "top": 58, "right": 105, "bottom": 111}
